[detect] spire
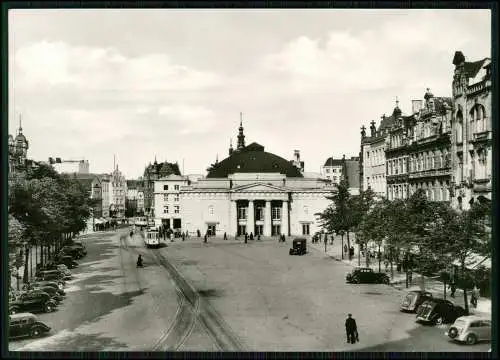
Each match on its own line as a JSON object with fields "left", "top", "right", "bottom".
{"left": 216, "top": 154, "right": 219, "bottom": 164}
{"left": 18, "top": 113, "right": 23, "bottom": 134}
{"left": 395, "top": 96, "right": 399, "bottom": 108}
{"left": 237, "top": 112, "right": 246, "bottom": 150}
{"left": 229, "top": 138, "right": 234, "bottom": 156}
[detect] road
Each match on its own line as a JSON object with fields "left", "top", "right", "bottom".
{"left": 9, "top": 231, "right": 490, "bottom": 352}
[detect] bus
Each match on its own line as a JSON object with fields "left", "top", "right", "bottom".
{"left": 144, "top": 227, "right": 160, "bottom": 248}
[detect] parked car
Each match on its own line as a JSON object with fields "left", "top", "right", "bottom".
{"left": 445, "top": 315, "right": 491, "bottom": 345}
{"left": 39, "top": 262, "right": 72, "bottom": 277}
{"left": 35, "top": 272, "right": 66, "bottom": 287}
{"left": 9, "top": 313, "right": 51, "bottom": 339}
{"left": 400, "top": 290, "right": 433, "bottom": 312}
{"left": 346, "top": 267, "right": 390, "bottom": 284}
{"left": 24, "top": 281, "right": 65, "bottom": 296}
{"left": 60, "top": 245, "right": 86, "bottom": 259}
{"left": 9, "top": 290, "right": 58, "bottom": 314}
{"left": 31, "top": 279, "right": 65, "bottom": 291}
{"left": 416, "top": 299, "right": 467, "bottom": 325}
{"left": 36, "top": 269, "right": 71, "bottom": 281}
{"left": 289, "top": 238, "right": 307, "bottom": 256}
{"left": 55, "top": 255, "right": 79, "bottom": 269}
{"left": 25, "top": 285, "right": 64, "bottom": 303}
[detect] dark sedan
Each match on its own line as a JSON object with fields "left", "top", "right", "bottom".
{"left": 9, "top": 313, "right": 51, "bottom": 339}
{"left": 400, "top": 290, "right": 433, "bottom": 312}
{"left": 10, "top": 291, "right": 58, "bottom": 314}
{"left": 346, "top": 267, "right": 390, "bottom": 284}
{"left": 416, "top": 299, "right": 467, "bottom": 325}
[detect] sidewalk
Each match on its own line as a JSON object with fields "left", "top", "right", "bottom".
{"left": 308, "top": 236, "right": 491, "bottom": 316}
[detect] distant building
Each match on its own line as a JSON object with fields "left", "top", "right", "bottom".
{"left": 154, "top": 175, "right": 189, "bottom": 230}
{"left": 109, "top": 166, "right": 127, "bottom": 218}
{"left": 321, "top": 157, "right": 344, "bottom": 184}
{"left": 450, "top": 51, "right": 492, "bottom": 210}
{"left": 126, "top": 180, "right": 145, "bottom": 216}
{"left": 52, "top": 159, "right": 90, "bottom": 174}
{"left": 8, "top": 118, "right": 29, "bottom": 179}
{"left": 143, "top": 159, "right": 182, "bottom": 216}
{"left": 289, "top": 150, "right": 305, "bottom": 173}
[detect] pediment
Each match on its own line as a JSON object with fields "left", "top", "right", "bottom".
{"left": 232, "top": 182, "right": 287, "bottom": 193}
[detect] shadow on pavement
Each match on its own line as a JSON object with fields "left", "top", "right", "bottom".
{"left": 198, "top": 289, "right": 224, "bottom": 298}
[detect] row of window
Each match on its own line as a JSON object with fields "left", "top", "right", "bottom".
{"left": 163, "top": 205, "right": 180, "bottom": 214}
{"left": 387, "top": 151, "right": 451, "bottom": 175}
{"left": 163, "top": 194, "right": 179, "bottom": 201}
{"left": 237, "top": 207, "right": 282, "bottom": 220}
{"left": 365, "top": 148, "right": 384, "bottom": 166}
{"left": 387, "top": 183, "right": 450, "bottom": 202}
{"left": 325, "top": 176, "right": 339, "bottom": 182}
{"left": 324, "top": 167, "right": 341, "bottom": 173}
{"left": 455, "top": 104, "right": 489, "bottom": 143}
{"left": 163, "top": 185, "right": 180, "bottom": 191}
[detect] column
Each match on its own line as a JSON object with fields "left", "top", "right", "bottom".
{"left": 282, "top": 200, "right": 289, "bottom": 236}
{"left": 247, "top": 200, "right": 255, "bottom": 235}
{"left": 230, "top": 200, "right": 237, "bottom": 236}
{"left": 264, "top": 200, "right": 272, "bottom": 236}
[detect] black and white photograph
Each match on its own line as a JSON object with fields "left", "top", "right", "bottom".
{"left": 6, "top": 7, "right": 493, "bottom": 353}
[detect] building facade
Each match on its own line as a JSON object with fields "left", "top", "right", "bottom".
{"left": 109, "top": 166, "right": 127, "bottom": 218}
{"left": 143, "top": 160, "right": 182, "bottom": 216}
{"left": 321, "top": 158, "right": 344, "bottom": 184}
{"left": 450, "top": 51, "right": 492, "bottom": 210}
{"left": 8, "top": 119, "right": 29, "bottom": 179}
{"left": 90, "top": 174, "right": 111, "bottom": 218}
{"left": 178, "top": 121, "right": 331, "bottom": 237}
{"left": 154, "top": 175, "right": 189, "bottom": 230}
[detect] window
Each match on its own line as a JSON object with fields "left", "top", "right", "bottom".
{"left": 174, "top": 185, "right": 180, "bottom": 190}
{"left": 272, "top": 207, "right": 281, "bottom": 220}
{"left": 164, "top": 206, "right": 169, "bottom": 214}
{"left": 174, "top": 205, "right": 180, "bottom": 214}
{"left": 238, "top": 207, "right": 247, "bottom": 219}
{"left": 208, "top": 205, "right": 214, "bottom": 215}
{"left": 164, "top": 194, "right": 168, "bottom": 201}
{"left": 326, "top": 176, "right": 331, "bottom": 180}
{"left": 326, "top": 168, "right": 330, "bottom": 173}
{"left": 163, "top": 185, "right": 168, "bottom": 191}
{"left": 302, "top": 223, "right": 310, "bottom": 235}
{"left": 174, "top": 195, "right": 179, "bottom": 202}
{"left": 256, "top": 207, "right": 264, "bottom": 221}
{"left": 456, "top": 111, "right": 464, "bottom": 143}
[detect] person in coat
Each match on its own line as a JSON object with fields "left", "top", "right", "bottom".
{"left": 345, "top": 313, "right": 358, "bottom": 344}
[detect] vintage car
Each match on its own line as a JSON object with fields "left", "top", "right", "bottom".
{"left": 31, "top": 279, "right": 65, "bottom": 291}
{"left": 58, "top": 246, "right": 85, "bottom": 259}
{"left": 54, "top": 255, "right": 79, "bottom": 269}
{"left": 24, "top": 281, "right": 65, "bottom": 296}
{"left": 35, "top": 272, "right": 66, "bottom": 288}
{"left": 445, "top": 315, "right": 491, "bottom": 345}
{"left": 346, "top": 267, "right": 390, "bottom": 284}
{"left": 289, "top": 238, "right": 307, "bottom": 256}
{"left": 416, "top": 299, "right": 467, "bottom": 325}
{"left": 24, "top": 285, "right": 64, "bottom": 303}
{"left": 9, "top": 290, "right": 58, "bottom": 314}
{"left": 36, "top": 269, "right": 71, "bottom": 281}
{"left": 9, "top": 313, "right": 51, "bottom": 339}
{"left": 400, "top": 290, "right": 434, "bottom": 312}
{"left": 39, "top": 263, "right": 72, "bottom": 277}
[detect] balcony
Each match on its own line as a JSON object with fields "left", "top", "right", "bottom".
{"left": 408, "top": 168, "right": 451, "bottom": 179}
{"left": 466, "top": 80, "right": 486, "bottom": 96}
{"left": 472, "top": 130, "right": 491, "bottom": 143}
{"left": 473, "top": 178, "right": 491, "bottom": 193}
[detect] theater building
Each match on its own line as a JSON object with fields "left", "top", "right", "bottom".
{"left": 178, "top": 120, "right": 331, "bottom": 237}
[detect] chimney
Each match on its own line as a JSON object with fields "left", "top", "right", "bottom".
{"left": 294, "top": 150, "right": 300, "bottom": 162}
{"left": 361, "top": 125, "right": 366, "bottom": 139}
{"left": 370, "top": 120, "right": 376, "bottom": 137}
{"left": 412, "top": 100, "right": 423, "bottom": 114}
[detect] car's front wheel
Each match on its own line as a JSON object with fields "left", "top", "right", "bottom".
{"left": 382, "top": 276, "right": 390, "bottom": 284}
{"left": 44, "top": 303, "right": 54, "bottom": 313}
{"left": 448, "top": 327, "right": 458, "bottom": 339}
{"left": 30, "top": 326, "right": 43, "bottom": 338}
{"left": 466, "top": 333, "right": 477, "bottom": 345}
{"left": 434, "top": 316, "right": 444, "bottom": 325}
{"left": 9, "top": 307, "right": 19, "bottom": 315}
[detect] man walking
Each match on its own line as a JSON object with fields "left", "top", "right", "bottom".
{"left": 345, "top": 313, "right": 358, "bottom": 344}
{"left": 449, "top": 280, "right": 457, "bottom": 298}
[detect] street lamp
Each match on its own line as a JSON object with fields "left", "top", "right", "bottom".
{"left": 339, "top": 230, "right": 345, "bottom": 259}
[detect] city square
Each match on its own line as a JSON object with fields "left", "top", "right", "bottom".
{"left": 6, "top": 8, "right": 493, "bottom": 355}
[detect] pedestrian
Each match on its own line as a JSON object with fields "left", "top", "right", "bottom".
{"left": 245, "top": 233, "right": 248, "bottom": 242}
{"left": 257, "top": 234, "right": 261, "bottom": 241}
{"left": 449, "top": 281, "right": 457, "bottom": 298}
{"left": 470, "top": 285, "right": 479, "bottom": 308}
{"left": 344, "top": 244, "right": 348, "bottom": 254}
{"left": 330, "top": 235, "right": 334, "bottom": 245}
{"left": 345, "top": 313, "right": 358, "bottom": 344}
{"left": 250, "top": 232, "right": 254, "bottom": 240}
{"left": 204, "top": 234, "right": 208, "bottom": 243}
{"left": 197, "top": 229, "right": 201, "bottom": 238}
{"left": 384, "top": 259, "right": 389, "bottom": 272}
{"left": 182, "top": 232, "right": 185, "bottom": 242}
{"left": 224, "top": 232, "right": 227, "bottom": 240}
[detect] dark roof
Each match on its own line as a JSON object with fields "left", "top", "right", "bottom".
{"left": 144, "top": 161, "right": 181, "bottom": 178}
{"left": 206, "top": 142, "right": 303, "bottom": 178}
{"left": 379, "top": 114, "right": 397, "bottom": 131}
{"left": 127, "top": 180, "right": 139, "bottom": 189}
{"left": 464, "top": 59, "right": 487, "bottom": 78}
{"left": 324, "top": 157, "right": 344, "bottom": 166}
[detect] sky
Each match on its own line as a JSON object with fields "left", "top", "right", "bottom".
{"left": 9, "top": 9, "right": 491, "bottom": 179}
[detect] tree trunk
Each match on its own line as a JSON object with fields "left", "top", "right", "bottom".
{"left": 390, "top": 247, "right": 394, "bottom": 279}
{"left": 346, "top": 231, "right": 351, "bottom": 260}
{"left": 40, "top": 243, "right": 44, "bottom": 267}
{"left": 365, "top": 242, "right": 369, "bottom": 267}
{"left": 443, "top": 279, "right": 447, "bottom": 300}
{"left": 16, "top": 268, "right": 20, "bottom": 290}
{"left": 23, "top": 246, "right": 29, "bottom": 284}
{"left": 358, "top": 243, "right": 361, "bottom": 266}
{"left": 378, "top": 244, "right": 381, "bottom": 273}
{"left": 341, "top": 234, "right": 344, "bottom": 259}
{"left": 462, "top": 261, "right": 469, "bottom": 314}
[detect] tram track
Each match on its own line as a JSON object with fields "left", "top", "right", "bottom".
{"left": 121, "top": 232, "right": 246, "bottom": 351}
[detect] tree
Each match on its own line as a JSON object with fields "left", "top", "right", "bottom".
{"left": 8, "top": 215, "right": 25, "bottom": 290}
{"left": 430, "top": 202, "right": 491, "bottom": 314}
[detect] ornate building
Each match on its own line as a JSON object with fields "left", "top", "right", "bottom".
{"left": 110, "top": 165, "right": 127, "bottom": 218}
{"left": 8, "top": 118, "right": 29, "bottom": 179}
{"left": 406, "top": 90, "right": 452, "bottom": 201}
{"left": 450, "top": 51, "right": 492, "bottom": 210}
{"left": 178, "top": 118, "right": 331, "bottom": 237}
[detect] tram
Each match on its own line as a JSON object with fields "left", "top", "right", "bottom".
{"left": 144, "top": 226, "right": 160, "bottom": 248}
{"left": 135, "top": 217, "right": 148, "bottom": 230}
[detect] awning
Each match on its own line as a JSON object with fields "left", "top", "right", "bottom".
{"left": 452, "top": 252, "right": 491, "bottom": 270}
